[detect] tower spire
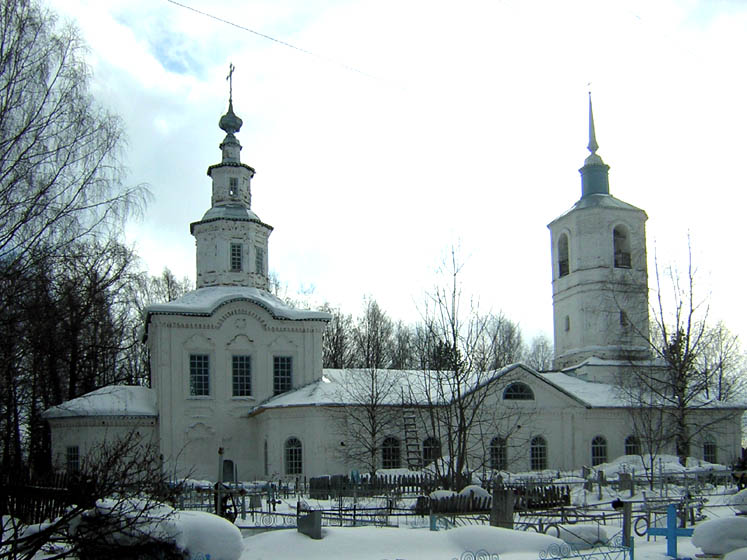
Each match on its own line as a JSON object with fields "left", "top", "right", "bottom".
{"left": 579, "top": 92, "right": 610, "bottom": 198}
{"left": 587, "top": 92, "right": 599, "bottom": 156}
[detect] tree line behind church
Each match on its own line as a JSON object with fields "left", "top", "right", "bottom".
{"left": 319, "top": 297, "right": 553, "bottom": 372}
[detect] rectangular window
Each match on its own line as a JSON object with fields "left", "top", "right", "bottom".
{"left": 273, "top": 356, "right": 292, "bottom": 395}
{"left": 230, "top": 243, "right": 242, "bottom": 272}
{"left": 66, "top": 446, "right": 79, "bottom": 474}
{"left": 229, "top": 177, "right": 238, "bottom": 196}
{"left": 255, "top": 246, "right": 265, "bottom": 275}
{"left": 232, "top": 355, "right": 252, "bottom": 397}
{"left": 190, "top": 354, "right": 210, "bottom": 396}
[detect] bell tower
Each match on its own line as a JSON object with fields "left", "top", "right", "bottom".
{"left": 548, "top": 97, "right": 650, "bottom": 370}
{"left": 190, "top": 65, "right": 273, "bottom": 290}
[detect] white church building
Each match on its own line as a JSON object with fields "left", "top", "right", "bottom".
{"left": 44, "top": 96, "right": 744, "bottom": 483}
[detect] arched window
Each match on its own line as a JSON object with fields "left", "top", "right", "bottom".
{"left": 423, "top": 437, "right": 441, "bottom": 466}
{"left": 624, "top": 435, "right": 640, "bottom": 456}
{"left": 558, "top": 233, "right": 570, "bottom": 277}
{"left": 703, "top": 438, "right": 717, "bottom": 464}
{"left": 490, "top": 436, "right": 507, "bottom": 471}
{"left": 530, "top": 436, "right": 547, "bottom": 471}
{"left": 382, "top": 437, "right": 401, "bottom": 469}
{"left": 591, "top": 436, "right": 607, "bottom": 466}
{"left": 503, "top": 382, "right": 534, "bottom": 400}
{"left": 613, "top": 226, "right": 631, "bottom": 268}
{"left": 285, "top": 437, "right": 302, "bottom": 475}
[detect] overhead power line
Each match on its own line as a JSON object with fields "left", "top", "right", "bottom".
{"left": 165, "top": 0, "right": 381, "bottom": 80}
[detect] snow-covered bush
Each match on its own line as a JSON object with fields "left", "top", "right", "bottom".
{"left": 458, "top": 485, "right": 491, "bottom": 499}
{"left": 692, "top": 517, "right": 747, "bottom": 555}
{"left": 71, "top": 499, "right": 243, "bottom": 560}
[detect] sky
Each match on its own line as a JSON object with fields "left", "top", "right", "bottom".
{"left": 46, "top": 0, "right": 747, "bottom": 346}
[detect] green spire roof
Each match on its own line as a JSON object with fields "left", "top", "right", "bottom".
{"left": 579, "top": 93, "right": 610, "bottom": 197}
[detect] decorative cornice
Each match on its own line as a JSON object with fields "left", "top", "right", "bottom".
{"left": 190, "top": 216, "right": 273, "bottom": 235}
{"left": 207, "top": 162, "right": 255, "bottom": 176}
{"left": 47, "top": 416, "right": 158, "bottom": 428}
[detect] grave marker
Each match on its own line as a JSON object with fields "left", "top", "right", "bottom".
{"left": 647, "top": 503, "right": 693, "bottom": 558}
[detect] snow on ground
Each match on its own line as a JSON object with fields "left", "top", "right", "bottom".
{"left": 730, "top": 489, "right": 747, "bottom": 513}
{"left": 242, "top": 525, "right": 564, "bottom": 560}
{"left": 238, "top": 522, "right": 724, "bottom": 560}
{"left": 548, "top": 524, "right": 608, "bottom": 549}
{"left": 726, "top": 548, "right": 747, "bottom": 560}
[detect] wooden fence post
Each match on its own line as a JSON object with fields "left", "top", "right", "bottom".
{"left": 622, "top": 501, "right": 632, "bottom": 548}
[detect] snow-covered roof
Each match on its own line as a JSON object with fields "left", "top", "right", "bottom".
{"left": 145, "top": 286, "right": 332, "bottom": 322}
{"left": 249, "top": 369, "right": 422, "bottom": 413}
{"left": 538, "top": 372, "right": 623, "bottom": 407}
{"left": 549, "top": 193, "right": 646, "bottom": 225}
{"left": 249, "top": 363, "right": 747, "bottom": 415}
{"left": 249, "top": 364, "right": 541, "bottom": 414}
{"left": 43, "top": 385, "right": 157, "bottom": 419}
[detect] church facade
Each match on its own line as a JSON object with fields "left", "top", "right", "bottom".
{"left": 44, "top": 97, "right": 744, "bottom": 482}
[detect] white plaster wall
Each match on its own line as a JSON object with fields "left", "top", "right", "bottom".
{"left": 210, "top": 164, "right": 253, "bottom": 208}
{"left": 47, "top": 417, "right": 157, "bottom": 472}
{"left": 252, "top": 406, "right": 348, "bottom": 481}
{"left": 148, "top": 299, "right": 326, "bottom": 480}
{"left": 550, "top": 203, "right": 649, "bottom": 368}
{"left": 193, "top": 220, "right": 270, "bottom": 290}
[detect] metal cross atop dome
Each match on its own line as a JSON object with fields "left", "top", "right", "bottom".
{"left": 219, "top": 63, "right": 242, "bottom": 136}
{"left": 226, "top": 63, "right": 235, "bottom": 103}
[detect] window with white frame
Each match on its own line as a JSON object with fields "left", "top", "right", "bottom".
{"left": 558, "top": 233, "right": 569, "bottom": 277}
{"left": 382, "top": 437, "right": 401, "bottom": 469}
{"left": 232, "top": 355, "right": 251, "bottom": 397}
{"left": 229, "top": 177, "right": 238, "bottom": 197}
{"left": 613, "top": 226, "right": 631, "bottom": 268}
{"left": 285, "top": 437, "right": 302, "bottom": 475}
{"left": 66, "top": 446, "right": 80, "bottom": 474}
{"left": 591, "top": 435, "right": 607, "bottom": 466}
{"left": 230, "top": 243, "right": 242, "bottom": 272}
{"left": 530, "top": 436, "right": 547, "bottom": 471}
{"left": 255, "top": 246, "right": 265, "bottom": 275}
{"left": 503, "top": 382, "right": 534, "bottom": 400}
{"left": 624, "top": 435, "right": 640, "bottom": 456}
{"left": 273, "top": 356, "right": 292, "bottom": 395}
{"left": 423, "top": 437, "right": 441, "bottom": 466}
{"left": 704, "top": 438, "right": 717, "bottom": 464}
{"left": 490, "top": 436, "right": 507, "bottom": 470}
{"left": 189, "top": 354, "right": 210, "bottom": 396}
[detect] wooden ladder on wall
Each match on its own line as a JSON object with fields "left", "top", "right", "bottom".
{"left": 402, "top": 410, "right": 422, "bottom": 470}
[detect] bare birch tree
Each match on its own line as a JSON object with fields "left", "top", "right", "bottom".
{"left": 618, "top": 245, "right": 745, "bottom": 468}
{"left": 0, "top": 0, "right": 146, "bottom": 272}
{"left": 410, "top": 249, "right": 533, "bottom": 489}
{"left": 334, "top": 368, "right": 401, "bottom": 477}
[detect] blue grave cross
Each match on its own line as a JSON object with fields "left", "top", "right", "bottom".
{"left": 647, "top": 503, "right": 694, "bottom": 558}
